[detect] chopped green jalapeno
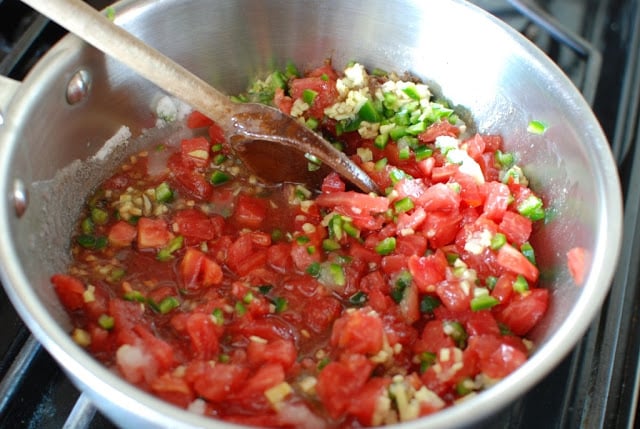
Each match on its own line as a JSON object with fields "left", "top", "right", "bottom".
{"left": 157, "top": 235, "right": 184, "bottom": 261}
{"left": 91, "top": 207, "right": 109, "bottom": 225}
{"left": 420, "top": 295, "right": 441, "bottom": 314}
{"left": 443, "top": 320, "right": 467, "bottom": 349}
{"left": 394, "top": 197, "right": 414, "bottom": 214}
{"left": 414, "top": 145, "right": 433, "bottom": 161}
{"left": 374, "top": 132, "right": 389, "bottom": 149}
{"left": 322, "top": 239, "right": 341, "bottom": 251}
{"left": 158, "top": 296, "right": 180, "bottom": 314}
{"left": 273, "top": 297, "right": 288, "bottom": 313}
{"left": 306, "top": 262, "right": 321, "bottom": 277}
{"left": 155, "top": 182, "right": 174, "bottom": 203}
{"left": 490, "top": 232, "right": 507, "bottom": 250}
{"left": 470, "top": 295, "right": 500, "bottom": 311}
{"left": 210, "top": 170, "right": 230, "bottom": 185}
{"left": 521, "top": 242, "right": 537, "bottom": 265}
{"left": 358, "top": 99, "right": 382, "bottom": 123}
{"left": 419, "top": 352, "right": 437, "bottom": 373}
{"left": 302, "top": 89, "right": 318, "bottom": 104}
{"left": 98, "top": 314, "right": 115, "bottom": 330}
{"left": 513, "top": 275, "right": 529, "bottom": 293}
{"left": 527, "top": 120, "right": 548, "bottom": 135}
{"left": 375, "top": 237, "right": 396, "bottom": 255}
{"left": 211, "top": 308, "right": 225, "bottom": 325}
{"left": 517, "top": 195, "right": 545, "bottom": 221}
{"left": 348, "top": 291, "right": 368, "bottom": 307}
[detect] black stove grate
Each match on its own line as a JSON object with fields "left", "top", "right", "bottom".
{"left": 0, "top": 0, "right": 638, "bottom": 427}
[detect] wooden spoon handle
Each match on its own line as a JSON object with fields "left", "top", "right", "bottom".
{"left": 22, "top": 0, "right": 235, "bottom": 122}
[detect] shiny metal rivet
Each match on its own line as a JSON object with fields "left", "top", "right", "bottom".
{"left": 66, "top": 69, "right": 92, "bottom": 105}
{"left": 12, "top": 179, "right": 28, "bottom": 218}
{"left": 0, "top": 109, "right": 4, "bottom": 126}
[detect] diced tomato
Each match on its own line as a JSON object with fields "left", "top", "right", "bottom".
{"left": 321, "top": 171, "right": 346, "bottom": 193}
{"left": 567, "top": 246, "right": 588, "bottom": 285}
{"left": 435, "top": 280, "right": 472, "bottom": 313}
{"left": 137, "top": 217, "right": 172, "bottom": 249}
{"left": 465, "top": 310, "right": 501, "bottom": 337}
{"left": 417, "top": 120, "right": 460, "bottom": 143}
{"left": 233, "top": 194, "right": 267, "bottom": 229}
{"left": 226, "top": 233, "right": 269, "bottom": 276}
{"left": 150, "top": 372, "right": 194, "bottom": 408}
{"left": 51, "top": 274, "right": 85, "bottom": 311}
{"left": 167, "top": 153, "right": 213, "bottom": 201}
{"left": 305, "top": 296, "right": 342, "bottom": 334}
{"left": 173, "top": 208, "right": 223, "bottom": 244}
{"left": 186, "top": 312, "right": 220, "bottom": 360}
{"left": 483, "top": 181, "right": 511, "bottom": 222}
{"left": 234, "top": 362, "right": 286, "bottom": 398}
{"left": 208, "top": 121, "right": 226, "bottom": 145}
{"left": 181, "top": 136, "right": 211, "bottom": 168}
{"left": 180, "top": 247, "right": 223, "bottom": 289}
{"left": 315, "top": 191, "right": 390, "bottom": 214}
{"left": 108, "top": 220, "right": 137, "bottom": 247}
{"left": 348, "top": 377, "right": 392, "bottom": 426}
{"left": 416, "top": 182, "right": 461, "bottom": 212}
{"left": 331, "top": 307, "right": 385, "bottom": 355}
{"left": 193, "top": 363, "right": 250, "bottom": 402}
{"left": 316, "top": 354, "right": 375, "bottom": 419}
{"left": 490, "top": 272, "right": 517, "bottom": 304}
{"left": 422, "top": 210, "right": 462, "bottom": 248}
{"left": 289, "top": 76, "right": 339, "bottom": 119}
{"left": 413, "top": 320, "right": 455, "bottom": 355}
{"left": 463, "top": 134, "right": 486, "bottom": 161}
{"left": 496, "top": 244, "right": 539, "bottom": 283}
{"left": 247, "top": 339, "right": 297, "bottom": 370}
{"left": 186, "top": 110, "right": 214, "bottom": 129}
{"left": 495, "top": 288, "right": 549, "bottom": 336}
{"left": 267, "top": 242, "right": 294, "bottom": 273}
{"left": 466, "top": 334, "right": 527, "bottom": 378}
{"left": 273, "top": 87, "right": 293, "bottom": 115}
{"left": 408, "top": 250, "right": 448, "bottom": 293}
{"left": 499, "top": 211, "right": 532, "bottom": 246}
{"left": 396, "top": 207, "right": 427, "bottom": 232}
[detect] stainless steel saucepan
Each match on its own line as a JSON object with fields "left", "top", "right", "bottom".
{"left": 0, "top": 0, "right": 623, "bottom": 428}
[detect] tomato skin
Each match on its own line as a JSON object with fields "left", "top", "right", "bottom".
{"left": 52, "top": 274, "right": 85, "bottom": 311}
{"left": 495, "top": 288, "right": 549, "bottom": 336}
{"left": 305, "top": 295, "right": 342, "bottom": 334}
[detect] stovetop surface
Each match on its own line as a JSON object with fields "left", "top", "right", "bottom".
{"left": 1, "top": 0, "right": 639, "bottom": 428}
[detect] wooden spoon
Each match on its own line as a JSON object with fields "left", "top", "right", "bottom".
{"left": 22, "top": 0, "right": 379, "bottom": 194}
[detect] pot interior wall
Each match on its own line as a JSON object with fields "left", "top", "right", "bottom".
{"left": 0, "top": 0, "right": 620, "bottom": 427}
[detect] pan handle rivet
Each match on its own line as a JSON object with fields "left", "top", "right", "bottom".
{"left": 66, "top": 69, "right": 92, "bottom": 105}
{"left": 12, "top": 179, "right": 28, "bottom": 218}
